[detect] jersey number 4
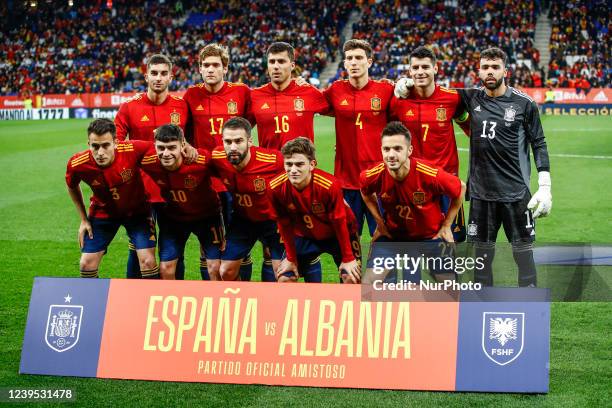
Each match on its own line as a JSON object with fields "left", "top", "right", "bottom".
{"left": 480, "top": 120, "right": 497, "bottom": 139}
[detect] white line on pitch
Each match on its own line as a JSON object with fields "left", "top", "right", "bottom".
{"left": 457, "top": 148, "right": 612, "bottom": 159}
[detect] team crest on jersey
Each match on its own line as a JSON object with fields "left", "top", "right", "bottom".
{"left": 170, "top": 111, "right": 181, "bottom": 125}
{"left": 184, "top": 175, "right": 197, "bottom": 189}
{"left": 227, "top": 101, "right": 238, "bottom": 115}
{"left": 312, "top": 202, "right": 325, "bottom": 214}
{"left": 412, "top": 191, "right": 425, "bottom": 205}
{"left": 371, "top": 97, "right": 381, "bottom": 111}
{"left": 294, "top": 97, "right": 305, "bottom": 112}
{"left": 504, "top": 106, "right": 516, "bottom": 122}
{"left": 45, "top": 302, "right": 83, "bottom": 352}
{"left": 436, "top": 107, "right": 447, "bottom": 121}
{"left": 120, "top": 168, "right": 133, "bottom": 182}
{"left": 253, "top": 177, "right": 266, "bottom": 192}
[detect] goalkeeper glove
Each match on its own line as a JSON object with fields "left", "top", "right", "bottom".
{"left": 527, "top": 171, "right": 552, "bottom": 218}
{"left": 393, "top": 77, "right": 414, "bottom": 99}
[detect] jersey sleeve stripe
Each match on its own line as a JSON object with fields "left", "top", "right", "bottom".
{"left": 255, "top": 158, "right": 277, "bottom": 163}
{"left": 255, "top": 152, "right": 277, "bottom": 159}
{"left": 269, "top": 174, "right": 288, "bottom": 189}
{"left": 70, "top": 156, "right": 90, "bottom": 167}
{"left": 365, "top": 164, "right": 385, "bottom": 177}
{"left": 313, "top": 180, "right": 331, "bottom": 190}
{"left": 312, "top": 174, "right": 333, "bottom": 187}
{"left": 415, "top": 162, "right": 438, "bottom": 172}
{"left": 416, "top": 167, "right": 438, "bottom": 177}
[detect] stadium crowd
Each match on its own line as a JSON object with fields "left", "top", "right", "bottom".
{"left": 336, "top": 0, "right": 545, "bottom": 88}
{"left": 547, "top": 0, "right": 610, "bottom": 89}
{"left": 1, "top": 0, "right": 609, "bottom": 96}
{"left": 0, "top": 0, "right": 352, "bottom": 95}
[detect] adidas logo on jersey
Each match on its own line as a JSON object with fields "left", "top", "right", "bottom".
{"left": 196, "top": 105, "right": 204, "bottom": 111}
{"left": 475, "top": 105, "right": 481, "bottom": 112}
{"left": 92, "top": 180, "right": 101, "bottom": 186}
{"left": 340, "top": 99, "right": 349, "bottom": 106}
{"left": 405, "top": 109, "right": 414, "bottom": 117}
{"left": 141, "top": 115, "right": 150, "bottom": 121}
{"left": 261, "top": 103, "right": 270, "bottom": 110}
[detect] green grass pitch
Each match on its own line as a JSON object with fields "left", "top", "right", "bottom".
{"left": 0, "top": 116, "right": 610, "bottom": 406}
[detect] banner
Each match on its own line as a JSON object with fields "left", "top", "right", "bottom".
{"left": 20, "top": 278, "right": 550, "bottom": 393}
{"left": 520, "top": 88, "right": 611, "bottom": 105}
{"left": 0, "top": 108, "right": 69, "bottom": 121}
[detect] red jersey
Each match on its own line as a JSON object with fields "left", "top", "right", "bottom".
{"left": 114, "top": 92, "right": 189, "bottom": 203}
{"left": 249, "top": 80, "right": 329, "bottom": 150}
{"left": 389, "top": 85, "right": 468, "bottom": 175}
{"left": 183, "top": 82, "right": 251, "bottom": 150}
{"left": 65, "top": 141, "right": 150, "bottom": 219}
{"left": 268, "top": 169, "right": 357, "bottom": 263}
{"left": 323, "top": 79, "right": 394, "bottom": 189}
{"left": 114, "top": 93, "right": 189, "bottom": 141}
{"left": 139, "top": 148, "right": 220, "bottom": 222}
{"left": 360, "top": 159, "right": 462, "bottom": 240}
{"left": 210, "top": 146, "right": 284, "bottom": 222}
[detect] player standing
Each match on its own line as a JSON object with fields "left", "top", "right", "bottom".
{"left": 389, "top": 46, "right": 470, "bottom": 242}
{"left": 457, "top": 47, "right": 552, "bottom": 287}
{"left": 114, "top": 54, "right": 191, "bottom": 279}
{"left": 140, "top": 124, "right": 223, "bottom": 280}
{"left": 183, "top": 44, "right": 254, "bottom": 280}
{"left": 65, "top": 119, "right": 158, "bottom": 279}
{"left": 249, "top": 41, "right": 328, "bottom": 279}
{"left": 210, "top": 117, "right": 285, "bottom": 281}
{"left": 269, "top": 138, "right": 361, "bottom": 283}
{"left": 360, "top": 122, "right": 465, "bottom": 283}
{"left": 323, "top": 39, "right": 394, "bottom": 236}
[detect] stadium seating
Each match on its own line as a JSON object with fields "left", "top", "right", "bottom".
{"left": 547, "top": 0, "right": 610, "bottom": 89}
{"left": 335, "top": 0, "right": 544, "bottom": 88}
{"left": 0, "top": 0, "right": 353, "bottom": 95}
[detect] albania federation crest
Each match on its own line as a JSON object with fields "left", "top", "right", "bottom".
{"left": 45, "top": 304, "right": 83, "bottom": 352}
{"left": 482, "top": 312, "right": 524, "bottom": 366}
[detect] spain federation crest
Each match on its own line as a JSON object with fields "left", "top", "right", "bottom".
{"left": 436, "top": 107, "right": 447, "bottom": 121}
{"left": 227, "top": 101, "right": 238, "bottom": 115}
{"left": 120, "top": 168, "right": 133, "bottom": 182}
{"left": 294, "top": 97, "right": 305, "bottom": 112}
{"left": 412, "top": 191, "right": 425, "bottom": 205}
{"left": 253, "top": 177, "right": 266, "bottom": 192}
{"left": 184, "top": 175, "right": 197, "bottom": 189}
{"left": 504, "top": 106, "right": 516, "bottom": 122}
{"left": 371, "top": 97, "right": 381, "bottom": 111}
{"left": 482, "top": 312, "right": 525, "bottom": 366}
{"left": 45, "top": 304, "right": 83, "bottom": 352}
{"left": 170, "top": 111, "right": 181, "bottom": 125}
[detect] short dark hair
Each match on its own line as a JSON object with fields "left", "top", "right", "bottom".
{"left": 343, "top": 39, "right": 372, "bottom": 59}
{"left": 222, "top": 116, "right": 252, "bottom": 136}
{"left": 154, "top": 124, "right": 184, "bottom": 143}
{"left": 266, "top": 42, "right": 295, "bottom": 62}
{"left": 381, "top": 121, "right": 411, "bottom": 144}
{"left": 281, "top": 137, "right": 316, "bottom": 161}
{"left": 87, "top": 118, "right": 116, "bottom": 139}
{"left": 409, "top": 46, "right": 436, "bottom": 64}
{"left": 147, "top": 53, "right": 173, "bottom": 70}
{"left": 480, "top": 47, "right": 507, "bottom": 66}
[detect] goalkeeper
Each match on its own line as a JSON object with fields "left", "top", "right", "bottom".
{"left": 395, "top": 47, "right": 552, "bottom": 287}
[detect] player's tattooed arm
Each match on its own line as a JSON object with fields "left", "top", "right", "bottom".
{"left": 434, "top": 180, "right": 466, "bottom": 243}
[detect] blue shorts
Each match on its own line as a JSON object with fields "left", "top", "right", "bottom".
{"left": 440, "top": 195, "right": 466, "bottom": 243}
{"left": 82, "top": 216, "right": 156, "bottom": 254}
{"left": 221, "top": 217, "right": 283, "bottom": 261}
{"left": 281, "top": 234, "right": 362, "bottom": 283}
{"left": 343, "top": 189, "right": 377, "bottom": 236}
{"left": 157, "top": 212, "right": 223, "bottom": 262}
{"left": 367, "top": 237, "right": 453, "bottom": 282}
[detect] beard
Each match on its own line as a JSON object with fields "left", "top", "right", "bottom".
{"left": 484, "top": 77, "right": 504, "bottom": 90}
{"left": 228, "top": 150, "right": 247, "bottom": 165}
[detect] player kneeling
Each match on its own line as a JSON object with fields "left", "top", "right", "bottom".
{"left": 139, "top": 124, "right": 223, "bottom": 280}
{"left": 66, "top": 119, "right": 158, "bottom": 279}
{"left": 269, "top": 138, "right": 361, "bottom": 283}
